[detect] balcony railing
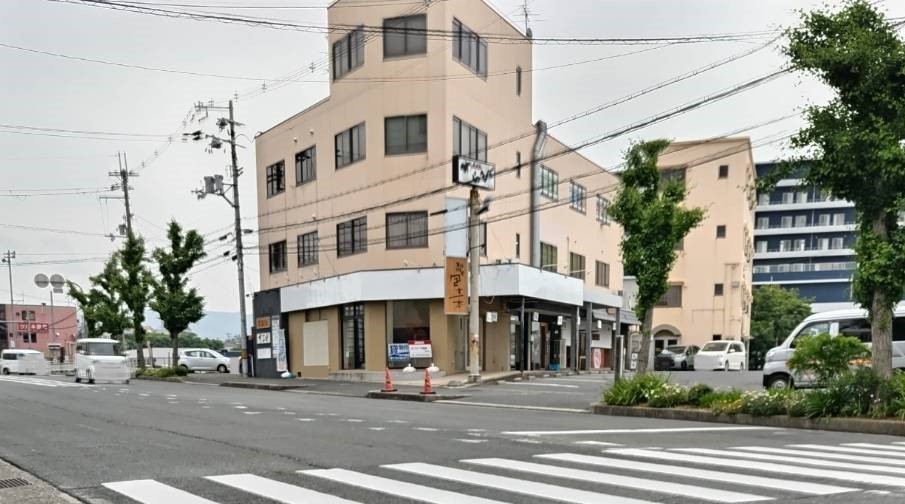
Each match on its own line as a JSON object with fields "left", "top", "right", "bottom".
{"left": 755, "top": 221, "right": 853, "bottom": 231}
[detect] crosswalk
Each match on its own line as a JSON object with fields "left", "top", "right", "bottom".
{"left": 98, "top": 441, "right": 905, "bottom": 503}
{"left": 0, "top": 375, "right": 88, "bottom": 388}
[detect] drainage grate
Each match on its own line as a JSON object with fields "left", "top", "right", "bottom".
{"left": 0, "top": 478, "right": 30, "bottom": 490}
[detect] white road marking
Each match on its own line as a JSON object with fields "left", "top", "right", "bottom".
{"left": 537, "top": 453, "right": 855, "bottom": 495}
{"left": 738, "top": 446, "right": 905, "bottom": 466}
{"left": 346, "top": 419, "right": 363, "bottom": 423}
{"left": 297, "top": 418, "right": 314, "bottom": 422}
{"left": 456, "top": 439, "right": 489, "bottom": 444}
{"left": 243, "top": 412, "right": 261, "bottom": 415}
{"left": 0, "top": 376, "right": 87, "bottom": 388}
{"left": 208, "top": 473, "right": 358, "bottom": 503}
{"left": 502, "top": 426, "right": 774, "bottom": 436}
{"left": 467, "top": 428, "right": 487, "bottom": 432}
{"left": 414, "top": 427, "right": 439, "bottom": 432}
{"left": 386, "top": 419, "right": 409, "bottom": 424}
{"left": 436, "top": 401, "right": 588, "bottom": 413}
{"left": 304, "top": 468, "right": 506, "bottom": 504}
{"left": 789, "top": 444, "right": 905, "bottom": 458}
{"left": 104, "top": 479, "right": 220, "bottom": 504}
{"left": 368, "top": 427, "right": 386, "bottom": 431}
{"left": 139, "top": 393, "right": 150, "bottom": 397}
{"left": 844, "top": 443, "right": 905, "bottom": 453}
{"left": 284, "top": 411, "right": 296, "bottom": 415}
{"left": 514, "top": 439, "right": 543, "bottom": 444}
{"left": 464, "top": 458, "right": 770, "bottom": 503}
{"left": 574, "top": 441, "right": 624, "bottom": 447}
{"left": 543, "top": 378, "right": 610, "bottom": 383}
{"left": 234, "top": 405, "right": 248, "bottom": 409}
{"left": 677, "top": 448, "right": 905, "bottom": 476}
{"left": 499, "top": 382, "right": 580, "bottom": 388}
{"left": 385, "top": 462, "right": 655, "bottom": 504}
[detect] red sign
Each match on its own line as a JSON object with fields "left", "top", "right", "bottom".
{"left": 16, "top": 323, "right": 49, "bottom": 332}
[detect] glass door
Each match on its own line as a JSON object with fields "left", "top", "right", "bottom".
{"left": 342, "top": 304, "right": 365, "bottom": 369}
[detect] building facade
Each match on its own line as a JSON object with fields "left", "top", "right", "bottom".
{"left": 0, "top": 303, "right": 78, "bottom": 362}
{"left": 252, "top": 0, "right": 624, "bottom": 378}
{"left": 753, "top": 162, "right": 857, "bottom": 312}
{"left": 638, "top": 138, "right": 756, "bottom": 352}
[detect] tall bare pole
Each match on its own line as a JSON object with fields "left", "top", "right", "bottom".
{"left": 468, "top": 188, "right": 481, "bottom": 382}
{"left": 3, "top": 251, "right": 14, "bottom": 347}
{"left": 227, "top": 100, "right": 251, "bottom": 377}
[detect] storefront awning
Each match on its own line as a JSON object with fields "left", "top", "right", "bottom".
{"left": 591, "top": 308, "right": 641, "bottom": 325}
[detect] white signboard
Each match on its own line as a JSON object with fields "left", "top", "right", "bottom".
{"left": 453, "top": 156, "right": 496, "bottom": 190}
{"left": 257, "top": 347, "right": 272, "bottom": 360}
{"left": 256, "top": 332, "right": 272, "bottom": 345}
{"left": 408, "top": 340, "right": 433, "bottom": 359}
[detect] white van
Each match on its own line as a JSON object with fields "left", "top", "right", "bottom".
{"left": 74, "top": 338, "right": 131, "bottom": 384}
{"left": 762, "top": 306, "right": 905, "bottom": 389}
{"left": 1, "top": 349, "right": 50, "bottom": 376}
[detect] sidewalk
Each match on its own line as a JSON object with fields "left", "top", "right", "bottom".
{"left": 0, "top": 458, "right": 79, "bottom": 504}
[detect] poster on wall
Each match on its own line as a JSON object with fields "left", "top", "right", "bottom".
{"left": 408, "top": 340, "right": 433, "bottom": 359}
{"left": 388, "top": 343, "right": 410, "bottom": 363}
{"left": 257, "top": 347, "right": 272, "bottom": 360}
{"left": 274, "top": 329, "right": 287, "bottom": 373}
{"left": 256, "top": 332, "right": 272, "bottom": 345}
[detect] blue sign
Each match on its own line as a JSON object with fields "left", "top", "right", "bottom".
{"left": 388, "top": 343, "right": 410, "bottom": 362}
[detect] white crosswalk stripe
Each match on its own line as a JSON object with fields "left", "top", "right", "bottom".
{"left": 844, "top": 443, "right": 905, "bottom": 453}
{"left": 0, "top": 376, "right": 86, "bottom": 388}
{"left": 100, "top": 442, "right": 905, "bottom": 504}
{"left": 788, "top": 443, "right": 905, "bottom": 458}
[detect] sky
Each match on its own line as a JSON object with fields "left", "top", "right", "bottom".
{"left": 1, "top": 0, "right": 903, "bottom": 321}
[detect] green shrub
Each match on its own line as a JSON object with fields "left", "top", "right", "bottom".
{"left": 787, "top": 333, "right": 869, "bottom": 387}
{"left": 698, "top": 389, "right": 742, "bottom": 409}
{"left": 174, "top": 366, "right": 188, "bottom": 377}
{"left": 602, "top": 373, "right": 668, "bottom": 406}
{"left": 803, "top": 367, "right": 879, "bottom": 418}
{"left": 686, "top": 384, "right": 714, "bottom": 406}
{"left": 739, "top": 389, "right": 792, "bottom": 416}
{"left": 711, "top": 397, "right": 743, "bottom": 415}
{"left": 784, "top": 390, "right": 808, "bottom": 417}
{"left": 156, "top": 367, "right": 177, "bottom": 378}
{"left": 647, "top": 383, "right": 689, "bottom": 408}
{"left": 881, "top": 370, "right": 905, "bottom": 419}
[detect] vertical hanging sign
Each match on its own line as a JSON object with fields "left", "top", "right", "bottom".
{"left": 444, "top": 256, "right": 468, "bottom": 315}
{"left": 272, "top": 315, "right": 287, "bottom": 372}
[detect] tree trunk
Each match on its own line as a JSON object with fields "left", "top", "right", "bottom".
{"left": 870, "top": 214, "right": 893, "bottom": 381}
{"left": 134, "top": 326, "right": 146, "bottom": 369}
{"left": 636, "top": 309, "right": 654, "bottom": 374}
{"left": 172, "top": 331, "right": 180, "bottom": 371}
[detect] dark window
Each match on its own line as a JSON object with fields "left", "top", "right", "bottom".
{"left": 595, "top": 261, "right": 610, "bottom": 287}
{"left": 386, "top": 212, "right": 428, "bottom": 249}
{"left": 452, "top": 117, "right": 487, "bottom": 162}
{"left": 297, "top": 231, "right": 319, "bottom": 266}
{"left": 570, "top": 181, "right": 586, "bottom": 213}
{"left": 266, "top": 160, "right": 285, "bottom": 197}
{"left": 716, "top": 225, "right": 726, "bottom": 238}
{"left": 713, "top": 334, "right": 722, "bottom": 341}
{"left": 540, "top": 242, "right": 557, "bottom": 272}
{"left": 714, "top": 283, "right": 724, "bottom": 296}
{"left": 839, "top": 318, "right": 872, "bottom": 343}
{"left": 2, "top": 353, "right": 16, "bottom": 361}
{"left": 479, "top": 222, "right": 487, "bottom": 257}
{"left": 295, "top": 146, "right": 316, "bottom": 185}
{"left": 392, "top": 300, "right": 430, "bottom": 344}
{"left": 596, "top": 195, "right": 610, "bottom": 224}
{"left": 384, "top": 15, "right": 427, "bottom": 58}
{"left": 569, "top": 253, "right": 585, "bottom": 280}
{"left": 515, "top": 233, "right": 520, "bottom": 258}
{"left": 385, "top": 115, "right": 427, "bottom": 155}
{"left": 657, "top": 285, "right": 683, "bottom": 307}
{"left": 515, "top": 151, "right": 522, "bottom": 178}
{"left": 516, "top": 66, "right": 522, "bottom": 95}
{"left": 661, "top": 167, "right": 686, "bottom": 183}
{"left": 718, "top": 164, "right": 729, "bottom": 179}
{"left": 540, "top": 165, "right": 558, "bottom": 200}
{"left": 337, "top": 217, "right": 367, "bottom": 257}
{"left": 335, "top": 123, "right": 366, "bottom": 168}
{"left": 268, "top": 240, "right": 287, "bottom": 273}
{"left": 333, "top": 27, "right": 364, "bottom": 80}
{"left": 341, "top": 304, "right": 365, "bottom": 369}
{"left": 452, "top": 19, "right": 488, "bottom": 77}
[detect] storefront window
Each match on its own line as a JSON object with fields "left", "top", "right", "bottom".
{"left": 342, "top": 304, "right": 365, "bottom": 369}
{"left": 392, "top": 300, "right": 430, "bottom": 343}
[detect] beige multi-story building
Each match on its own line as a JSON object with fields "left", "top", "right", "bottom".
{"left": 251, "top": 0, "right": 624, "bottom": 379}
{"left": 625, "top": 138, "right": 755, "bottom": 355}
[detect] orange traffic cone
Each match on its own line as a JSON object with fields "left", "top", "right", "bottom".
{"left": 383, "top": 367, "right": 397, "bottom": 392}
{"left": 420, "top": 368, "right": 435, "bottom": 395}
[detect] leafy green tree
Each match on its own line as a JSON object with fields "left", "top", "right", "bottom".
{"left": 67, "top": 256, "right": 129, "bottom": 338}
{"left": 781, "top": 0, "right": 905, "bottom": 379}
{"left": 611, "top": 140, "right": 704, "bottom": 373}
{"left": 749, "top": 285, "right": 812, "bottom": 369}
{"left": 119, "top": 233, "right": 154, "bottom": 369}
{"left": 788, "top": 333, "right": 870, "bottom": 387}
{"left": 149, "top": 221, "right": 207, "bottom": 368}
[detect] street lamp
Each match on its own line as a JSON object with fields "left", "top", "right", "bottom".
{"left": 34, "top": 273, "right": 65, "bottom": 363}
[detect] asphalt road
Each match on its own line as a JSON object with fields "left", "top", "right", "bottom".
{"left": 1, "top": 374, "right": 904, "bottom": 504}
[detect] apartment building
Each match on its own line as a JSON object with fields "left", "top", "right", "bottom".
{"left": 0, "top": 303, "right": 78, "bottom": 362}
{"left": 630, "top": 138, "right": 756, "bottom": 353}
{"left": 753, "top": 162, "right": 857, "bottom": 312}
{"left": 251, "top": 0, "right": 624, "bottom": 379}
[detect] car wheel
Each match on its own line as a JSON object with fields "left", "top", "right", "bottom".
{"left": 124, "top": 379, "right": 130, "bottom": 385}
{"left": 74, "top": 374, "right": 81, "bottom": 383}
{"left": 87, "top": 371, "right": 95, "bottom": 385}
{"left": 1, "top": 368, "right": 8, "bottom": 375}
{"left": 178, "top": 364, "right": 190, "bottom": 373}
{"left": 680, "top": 361, "right": 688, "bottom": 371}
{"left": 217, "top": 364, "right": 228, "bottom": 373}
{"left": 767, "top": 375, "right": 791, "bottom": 389}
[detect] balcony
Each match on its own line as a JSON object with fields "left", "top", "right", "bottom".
{"left": 755, "top": 198, "right": 854, "bottom": 212}
{"left": 754, "top": 247, "right": 854, "bottom": 260}
{"left": 754, "top": 223, "right": 856, "bottom": 236}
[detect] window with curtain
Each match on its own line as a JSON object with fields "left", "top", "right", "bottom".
{"left": 384, "top": 15, "right": 427, "bottom": 57}
{"left": 385, "top": 115, "right": 427, "bottom": 155}
{"left": 386, "top": 212, "right": 428, "bottom": 249}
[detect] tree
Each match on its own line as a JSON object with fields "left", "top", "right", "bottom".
{"left": 67, "top": 255, "right": 129, "bottom": 338}
{"left": 119, "top": 233, "right": 154, "bottom": 369}
{"left": 149, "top": 221, "right": 207, "bottom": 368}
{"left": 749, "top": 285, "right": 812, "bottom": 369}
{"left": 782, "top": 0, "right": 905, "bottom": 379}
{"left": 610, "top": 140, "right": 704, "bottom": 373}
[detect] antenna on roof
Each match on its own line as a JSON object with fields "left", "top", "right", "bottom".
{"left": 522, "top": 0, "right": 534, "bottom": 39}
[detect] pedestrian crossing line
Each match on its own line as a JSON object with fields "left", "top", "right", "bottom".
{"left": 789, "top": 444, "right": 905, "bottom": 458}
{"left": 501, "top": 426, "right": 774, "bottom": 436}
{"left": 844, "top": 443, "right": 905, "bottom": 453}
{"left": 463, "top": 457, "right": 771, "bottom": 503}
{"left": 609, "top": 449, "right": 905, "bottom": 487}
{"left": 302, "top": 468, "right": 510, "bottom": 504}
{"left": 0, "top": 376, "right": 85, "bottom": 388}
{"left": 384, "top": 462, "right": 656, "bottom": 504}
{"left": 676, "top": 448, "right": 905, "bottom": 476}
{"left": 103, "top": 479, "right": 220, "bottom": 504}
{"left": 737, "top": 446, "right": 905, "bottom": 466}
{"left": 206, "top": 473, "right": 358, "bottom": 504}
{"left": 535, "top": 453, "right": 857, "bottom": 496}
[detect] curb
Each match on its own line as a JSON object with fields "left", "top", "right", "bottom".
{"left": 219, "top": 382, "right": 307, "bottom": 391}
{"left": 591, "top": 404, "right": 905, "bottom": 436}
{"left": 133, "top": 376, "right": 184, "bottom": 383}
{"left": 366, "top": 391, "right": 467, "bottom": 402}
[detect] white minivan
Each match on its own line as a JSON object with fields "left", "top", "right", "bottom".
{"left": 762, "top": 306, "right": 905, "bottom": 389}
{"left": 74, "top": 338, "right": 131, "bottom": 384}
{"left": 1, "top": 349, "right": 50, "bottom": 376}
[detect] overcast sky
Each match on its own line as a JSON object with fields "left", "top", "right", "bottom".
{"left": 1, "top": 0, "right": 902, "bottom": 319}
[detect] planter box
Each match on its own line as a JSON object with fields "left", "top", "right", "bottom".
{"left": 592, "top": 404, "right": 905, "bottom": 436}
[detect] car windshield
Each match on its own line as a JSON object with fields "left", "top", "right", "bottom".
{"left": 664, "top": 346, "right": 686, "bottom": 354}
{"left": 701, "top": 342, "right": 729, "bottom": 352}
{"left": 85, "top": 342, "right": 121, "bottom": 356}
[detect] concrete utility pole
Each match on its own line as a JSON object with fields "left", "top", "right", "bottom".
{"left": 468, "top": 187, "right": 481, "bottom": 382}
{"left": 104, "top": 152, "right": 137, "bottom": 238}
{"left": 2, "top": 251, "right": 15, "bottom": 346}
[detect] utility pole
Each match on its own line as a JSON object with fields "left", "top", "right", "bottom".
{"left": 102, "top": 152, "right": 136, "bottom": 239}
{"left": 468, "top": 188, "right": 481, "bottom": 382}
{"left": 189, "top": 99, "right": 252, "bottom": 377}
{"left": 2, "top": 251, "right": 15, "bottom": 348}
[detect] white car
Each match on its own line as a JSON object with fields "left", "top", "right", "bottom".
{"left": 694, "top": 341, "right": 747, "bottom": 371}
{"left": 74, "top": 338, "right": 131, "bottom": 384}
{"left": 1, "top": 349, "right": 50, "bottom": 376}
{"left": 177, "top": 348, "right": 231, "bottom": 373}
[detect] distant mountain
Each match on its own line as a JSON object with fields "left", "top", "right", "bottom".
{"left": 143, "top": 310, "right": 244, "bottom": 340}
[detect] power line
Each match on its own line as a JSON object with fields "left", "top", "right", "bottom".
{"left": 0, "top": 188, "right": 114, "bottom": 197}
{"left": 0, "top": 123, "right": 172, "bottom": 138}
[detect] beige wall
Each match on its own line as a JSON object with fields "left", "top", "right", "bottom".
{"left": 650, "top": 138, "right": 755, "bottom": 346}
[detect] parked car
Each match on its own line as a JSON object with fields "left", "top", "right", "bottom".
{"left": 177, "top": 348, "right": 231, "bottom": 373}
{"left": 762, "top": 306, "right": 905, "bottom": 389}
{"left": 654, "top": 345, "right": 700, "bottom": 371}
{"left": 74, "top": 338, "right": 130, "bottom": 384}
{"left": 694, "top": 341, "right": 747, "bottom": 371}
{"left": 1, "top": 349, "right": 50, "bottom": 376}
